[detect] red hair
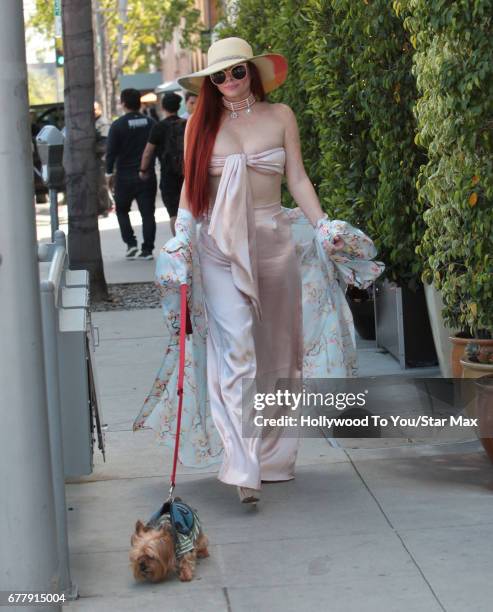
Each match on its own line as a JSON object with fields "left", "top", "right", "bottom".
{"left": 184, "top": 62, "right": 266, "bottom": 217}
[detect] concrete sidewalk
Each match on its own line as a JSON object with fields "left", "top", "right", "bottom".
{"left": 36, "top": 199, "right": 170, "bottom": 284}
{"left": 54, "top": 206, "right": 493, "bottom": 612}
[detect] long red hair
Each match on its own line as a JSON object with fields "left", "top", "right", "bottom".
{"left": 184, "top": 61, "right": 266, "bottom": 217}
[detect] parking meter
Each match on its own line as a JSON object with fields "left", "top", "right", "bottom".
{"left": 36, "top": 125, "right": 65, "bottom": 239}
{"left": 36, "top": 125, "right": 65, "bottom": 189}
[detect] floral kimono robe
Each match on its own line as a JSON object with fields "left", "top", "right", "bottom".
{"left": 133, "top": 208, "right": 384, "bottom": 467}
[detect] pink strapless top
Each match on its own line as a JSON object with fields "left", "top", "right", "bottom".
{"left": 206, "top": 147, "right": 286, "bottom": 319}
{"left": 209, "top": 146, "right": 286, "bottom": 175}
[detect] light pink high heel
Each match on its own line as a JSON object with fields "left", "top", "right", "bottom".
{"left": 237, "top": 486, "right": 260, "bottom": 504}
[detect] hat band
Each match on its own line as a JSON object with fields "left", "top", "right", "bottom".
{"left": 208, "top": 54, "right": 249, "bottom": 68}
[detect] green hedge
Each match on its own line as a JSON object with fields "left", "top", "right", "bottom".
{"left": 399, "top": 0, "right": 493, "bottom": 335}
{"left": 305, "top": 0, "right": 423, "bottom": 283}
{"left": 218, "top": 0, "right": 424, "bottom": 284}
{"left": 301, "top": 2, "right": 379, "bottom": 242}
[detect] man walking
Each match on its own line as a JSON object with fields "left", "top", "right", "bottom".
{"left": 106, "top": 88, "right": 157, "bottom": 259}
{"left": 139, "top": 92, "right": 186, "bottom": 236}
{"left": 182, "top": 91, "right": 197, "bottom": 118}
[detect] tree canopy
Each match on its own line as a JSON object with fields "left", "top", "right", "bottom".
{"left": 29, "top": 0, "right": 202, "bottom": 75}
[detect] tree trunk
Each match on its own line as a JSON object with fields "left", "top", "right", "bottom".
{"left": 116, "top": 0, "right": 128, "bottom": 75}
{"left": 102, "top": 14, "right": 114, "bottom": 118}
{"left": 62, "top": 0, "right": 108, "bottom": 301}
{"left": 92, "top": 0, "right": 105, "bottom": 115}
{"left": 159, "top": 42, "right": 167, "bottom": 80}
{"left": 94, "top": 0, "right": 114, "bottom": 118}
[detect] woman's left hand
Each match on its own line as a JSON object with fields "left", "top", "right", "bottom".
{"left": 315, "top": 216, "right": 346, "bottom": 256}
{"left": 321, "top": 234, "right": 345, "bottom": 256}
{"left": 332, "top": 235, "right": 345, "bottom": 252}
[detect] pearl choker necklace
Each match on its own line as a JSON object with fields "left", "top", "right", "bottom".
{"left": 222, "top": 93, "right": 257, "bottom": 119}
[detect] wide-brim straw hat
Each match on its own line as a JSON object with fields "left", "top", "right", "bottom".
{"left": 177, "top": 37, "right": 288, "bottom": 95}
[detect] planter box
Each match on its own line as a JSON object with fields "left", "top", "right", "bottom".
{"left": 423, "top": 283, "right": 458, "bottom": 378}
{"left": 375, "top": 279, "right": 438, "bottom": 368}
{"left": 346, "top": 286, "right": 375, "bottom": 341}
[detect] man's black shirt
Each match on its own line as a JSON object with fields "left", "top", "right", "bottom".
{"left": 148, "top": 115, "right": 186, "bottom": 180}
{"left": 106, "top": 111, "right": 155, "bottom": 177}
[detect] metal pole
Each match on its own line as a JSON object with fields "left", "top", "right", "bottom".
{"left": 56, "top": 65, "right": 63, "bottom": 103}
{"left": 50, "top": 188, "right": 59, "bottom": 240}
{"left": 0, "top": 2, "right": 61, "bottom": 610}
{"left": 116, "top": 0, "right": 128, "bottom": 80}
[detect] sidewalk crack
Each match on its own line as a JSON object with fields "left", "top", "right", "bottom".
{"left": 345, "top": 452, "right": 447, "bottom": 612}
{"left": 222, "top": 586, "right": 233, "bottom": 612}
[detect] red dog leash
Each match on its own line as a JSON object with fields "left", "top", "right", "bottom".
{"left": 168, "top": 283, "right": 189, "bottom": 499}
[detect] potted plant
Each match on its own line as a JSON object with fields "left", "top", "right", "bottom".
{"left": 450, "top": 333, "right": 493, "bottom": 378}
{"left": 461, "top": 343, "right": 493, "bottom": 379}
{"left": 460, "top": 356, "right": 493, "bottom": 465}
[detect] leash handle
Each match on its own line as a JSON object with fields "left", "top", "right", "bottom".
{"left": 170, "top": 283, "right": 188, "bottom": 490}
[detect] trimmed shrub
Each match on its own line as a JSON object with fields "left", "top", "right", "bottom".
{"left": 399, "top": 0, "right": 493, "bottom": 335}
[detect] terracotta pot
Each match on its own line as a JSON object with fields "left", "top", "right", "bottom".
{"left": 474, "top": 374, "right": 493, "bottom": 464}
{"left": 450, "top": 336, "right": 493, "bottom": 378}
{"left": 460, "top": 365, "right": 493, "bottom": 464}
{"left": 460, "top": 359, "right": 493, "bottom": 379}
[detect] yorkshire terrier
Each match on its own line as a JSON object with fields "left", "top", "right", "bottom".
{"left": 129, "top": 500, "right": 209, "bottom": 583}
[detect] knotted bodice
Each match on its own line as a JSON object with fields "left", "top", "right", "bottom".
{"left": 209, "top": 146, "right": 286, "bottom": 175}
{"left": 205, "top": 147, "right": 286, "bottom": 319}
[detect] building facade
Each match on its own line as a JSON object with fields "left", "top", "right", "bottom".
{"left": 161, "top": 0, "right": 223, "bottom": 83}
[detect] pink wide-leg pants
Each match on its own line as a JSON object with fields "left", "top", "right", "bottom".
{"left": 197, "top": 203, "right": 303, "bottom": 490}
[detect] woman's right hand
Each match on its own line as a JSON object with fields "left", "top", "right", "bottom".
{"left": 156, "top": 208, "right": 196, "bottom": 287}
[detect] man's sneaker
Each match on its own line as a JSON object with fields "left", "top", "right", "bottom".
{"left": 135, "top": 250, "right": 154, "bottom": 261}
{"left": 125, "top": 245, "right": 139, "bottom": 258}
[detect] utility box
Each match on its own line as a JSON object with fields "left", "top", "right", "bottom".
{"left": 56, "top": 277, "right": 104, "bottom": 478}
{"left": 64, "top": 269, "right": 89, "bottom": 289}
{"left": 38, "top": 233, "right": 104, "bottom": 479}
{"left": 58, "top": 308, "right": 94, "bottom": 476}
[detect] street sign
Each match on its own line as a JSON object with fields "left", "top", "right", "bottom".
{"left": 54, "top": 0, "right": 62, "bottom": 38}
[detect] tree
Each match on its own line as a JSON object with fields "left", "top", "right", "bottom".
{"left": 29, "top": 0, "right": 57, "bottom": 38}
{"left": 31, "top": 0, "right": 202, "bottom": 115}
{"left": 62, "top": 0, "right": 108, "bottom": 300}
{"left": 98, "top": 0, "right": 201, "bottom": 112}
{"left": 124, "top": 0, "right": 201, "bottom": 75}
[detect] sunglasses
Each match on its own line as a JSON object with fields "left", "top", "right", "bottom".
{"left": 209, "top": 63, "right": 248, "bottom": 86}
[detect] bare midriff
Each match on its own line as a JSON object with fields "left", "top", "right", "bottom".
{"left": 208, "top": 167, "right": 282, "bottom": 209}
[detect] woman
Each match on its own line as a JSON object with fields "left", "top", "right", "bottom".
{"left": 133, "top": 37, "right": 384, "bottom": 504}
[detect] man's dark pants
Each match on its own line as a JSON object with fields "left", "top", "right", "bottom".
{"left": 160, "top": 173, "right": 183, "bottom": 218}
{"left": 114, "top": 173, "right": 157, "bottom": 252}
